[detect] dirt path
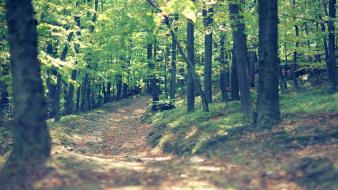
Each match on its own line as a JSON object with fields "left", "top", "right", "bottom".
{"left": 31, "top": 96, "right": 337, "bottom": 190}
{"left": 40, "top": 96, "right": 227, "bottom": 190}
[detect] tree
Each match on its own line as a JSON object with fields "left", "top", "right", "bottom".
{"left": 327, "top": 0, "right": 337, "bottom": 90}
{"left": 229, "top": 0, "right": 253, "bottom": 123}
{"left": 203, "top": 2, "right": 214, "bottom": 103}
{"left": 187, "top": 0, "right": 196, "bottom": 112}
{"left": 256, "top": 0, "right": 281, "bottom": 127}
{"left": 4, "top": 0, "right": 51, "bottom": 168}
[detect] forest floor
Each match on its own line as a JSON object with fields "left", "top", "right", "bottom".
{"left": 1, "top": 90, "right": 338, "bottom": 190}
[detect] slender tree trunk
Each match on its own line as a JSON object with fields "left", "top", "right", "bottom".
{"left": 152, "top": 41, "right": 160, "bottom": 102}
{"left": 106, "top": 81, "right": 111, "bottom": 102}
{"left": 229, "top": 1, "right": 253, "bottom": 123}
{"left": 203, "top": 5, "right": 213, "bottom": 103}
{"left": 256, "top": 0, "right": 281, "bottom": 127}
{"left": 327, "top": 0, "right": 337, "bottom": 90}
{"left": 75, "top": 87, "right": 80, "bottom": 113}
{"left": 4, "top": 0, "right": 51, "bottom": 168}
{"left": 219, "top": 32, "right": 229, "bottom": 102}
{"left": 170, "top": 17, "right": 178, "bottom": 102}
{"left": 292, "top": 0, "right": 300, "bottom": 89}
{"left": 248, "top": 51, "right": 257, "bottom": 87}
{"left": 116, "top": 74, "right": 122, "bottom": 100}
{"left": 54, "top": 32, "right": 74, "bottom": 121}
{"left": 65, "top": 16, "right": 81, "bottom": 115}
{"left": 231, "top": 49, "right": 240, "bottom": 100}
{"left": 0, "top": 62, "right": 10, "bottom": 125}
{"left": 165, "top": 44, "right": 170, "bottom": 99}
{"left": 187, "top": 17, "right": 195, "bottom": 112}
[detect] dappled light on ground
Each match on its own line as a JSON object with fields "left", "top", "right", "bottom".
{"left": 1, "top": 95, "right": 337, "bottom": 190}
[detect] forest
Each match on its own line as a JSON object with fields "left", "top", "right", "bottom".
{"left": 0, "top": 0, "right": 337, "bottom": 189}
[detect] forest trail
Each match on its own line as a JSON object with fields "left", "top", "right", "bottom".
{"left": 42, "top": 96, "right": 228, "bottom": 190}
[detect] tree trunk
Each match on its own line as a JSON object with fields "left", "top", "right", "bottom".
{"left": 4, "top": 0, "right": 51, "bottom": 166}
{"left": 248, "top": 51, "right": 257, "bottom": 87}
{"left": 327, "top": 0, "right": 337, "bottom": 90}
{"left": 292, "top": 0, "right": 300, "bottom": 89}
{"left": 64, "top": 16, "right": 81, "bottom": 115}
{"left": 231, "top": 49, "right": 240, "bottom": 100}
{"left": 229, "top": 1, "right": 253, "bottom": 123}
{"left": 187, "top": 17, "right": 195, "bottom": 112}
{"left": 170, "top": 17, "right": 178, "bottom": 102}
{"left": 116, "top": 74, "right": 122, "bottom": 100}
{"left": 203, "top": 5, "right": 213, "bottom": 103}
{"left": 256, "top": 0, "right": 281, "bottom": 127}
{"left": 219, "top": 32, "right": 229, "bottom": 102}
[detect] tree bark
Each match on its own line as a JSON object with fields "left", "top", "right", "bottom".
{"left": 327, "top": 0, "right": 337, "bottom": 90}
{"left": 229, "top": 1, "right": 253, "bottom": 123}
{"left": 292, "top": 0, "right": 300, "bottom": 89}
{"left": 256, "top": 0, "right": 281, "bottom": 127}
{"left": 203, "top": 5, "right": 213, "bottom": 103}
{"left": 219, "top": 32, "right": 229, "bottom": 102}
{"left": 170, "top": 17, "right": 178, "bottom": 101}
{"left": 187, "top": 17, "right": 195, "bottom": 112}
{"left": 4, "top": 0, "right": 51, "bottom": 166}
{"left": 231, "top": 49, "right": 240, "bottom": 100}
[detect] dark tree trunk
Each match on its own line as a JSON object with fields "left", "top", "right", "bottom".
{"left": 248, "top": 51, "right": 257, "bottom": 87}
{"left": 170, "top": 17, "right": 178, "bottom": 101}
{"left": 4, "top": 0, "right": 51, "bottom": 167}
{"left": 229, "top": 1, "right": 253, "bottom": 123}
{"left": 187, "top": 17, "right": 195, "bottom": 112}
{"left": 219, "top": 32, "right": 229, "bottom": 102}
{"left": 203, "top": 5, "right": 213, "bottom": 103}
{"left": 256, "top": 0, "right": 281, "bottom": 127}
{"left": 327, "top": 0, "right": 337, "bottom": 90}
{"left": 165, "top": 44, "right": 170, "bottom": 99}
{"left": 152, "top": 42, "right": 160, "bottom": 102}
{"left": 292, "top": 0, "right": 300, "bottom": 89}
{"left": 106, "top": 81, "right": 111, "bottom": 102}
{"left": 0, "top": 62, "right": 10, "bottom": 125}
{"left": 65, "top": 16, "right": 81, "bottom": 115}
{"left": 319, "top": 16, "right": 330, "bottom": 71}
{"left": 80, "top": 74, "right": 88, "bottom": 112}
{"left": 75, "top": 87, "right": 80, "bottom": 113}
{"left": 64, "top": 69, "right": 77, "bottom": 115}
{"left": 116, "top": 74, "right": 122, "bottom": 100}
{"left": 231, "top": 49, "right": 240, "bottom": 100}
{"left": 55, "top": 32, "right": 74, "bottom": 121}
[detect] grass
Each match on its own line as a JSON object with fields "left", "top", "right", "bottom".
{"left": 146, "top": 87, "right": 338, "bottom": 156}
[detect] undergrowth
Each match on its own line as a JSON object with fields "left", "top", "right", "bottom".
{"left": 146, "top": 87, "right": 338, "bottom": 156}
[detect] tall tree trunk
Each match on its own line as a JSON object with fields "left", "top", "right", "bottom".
{"left": 203, "top": 4, "right": 213, "bottom": 103}
{"left": 64, "top": 16, "right": 81, "bottom": 115}
{"left": 4, "top": 0, "right": 51, "bottom": 168}
{"left": 0, "top": 65, "right": 9, "bottom": 125}
{"left": 231, "top": 49, "right": 240, "bottom": 100}
{"left": 187, "top": 15, "right": 195, "bottom": 112}
{"left": 54, "top": 32, "right": 74, "bottom": 121}
{"left": 248, "top": 51, "right": 257, "bottom": 87}
{"left": 170, "top": 17, "right": 178, "bottom": 102}
{"left": 116, "top": 75, "right": 122, "bottom": 100}
{"left": 152, "top": 41, "right": 160, "bottom": 102}
{"left": 165, "top": 44, "right": 170, "bottom": 99}
{"left": 256, "top": 0, "right": 281, "bottom": 127}
{"left": 219, "top": 32, "right": 229, "bottom": 102}
{"left": 292, "top": 0, "right": 300, "bottom": 89}
{"left": 229, "top": 1, "right": 253, "bottom": 123}
{"left": 327, "top": 0, "right": 337, "bottom": 90}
